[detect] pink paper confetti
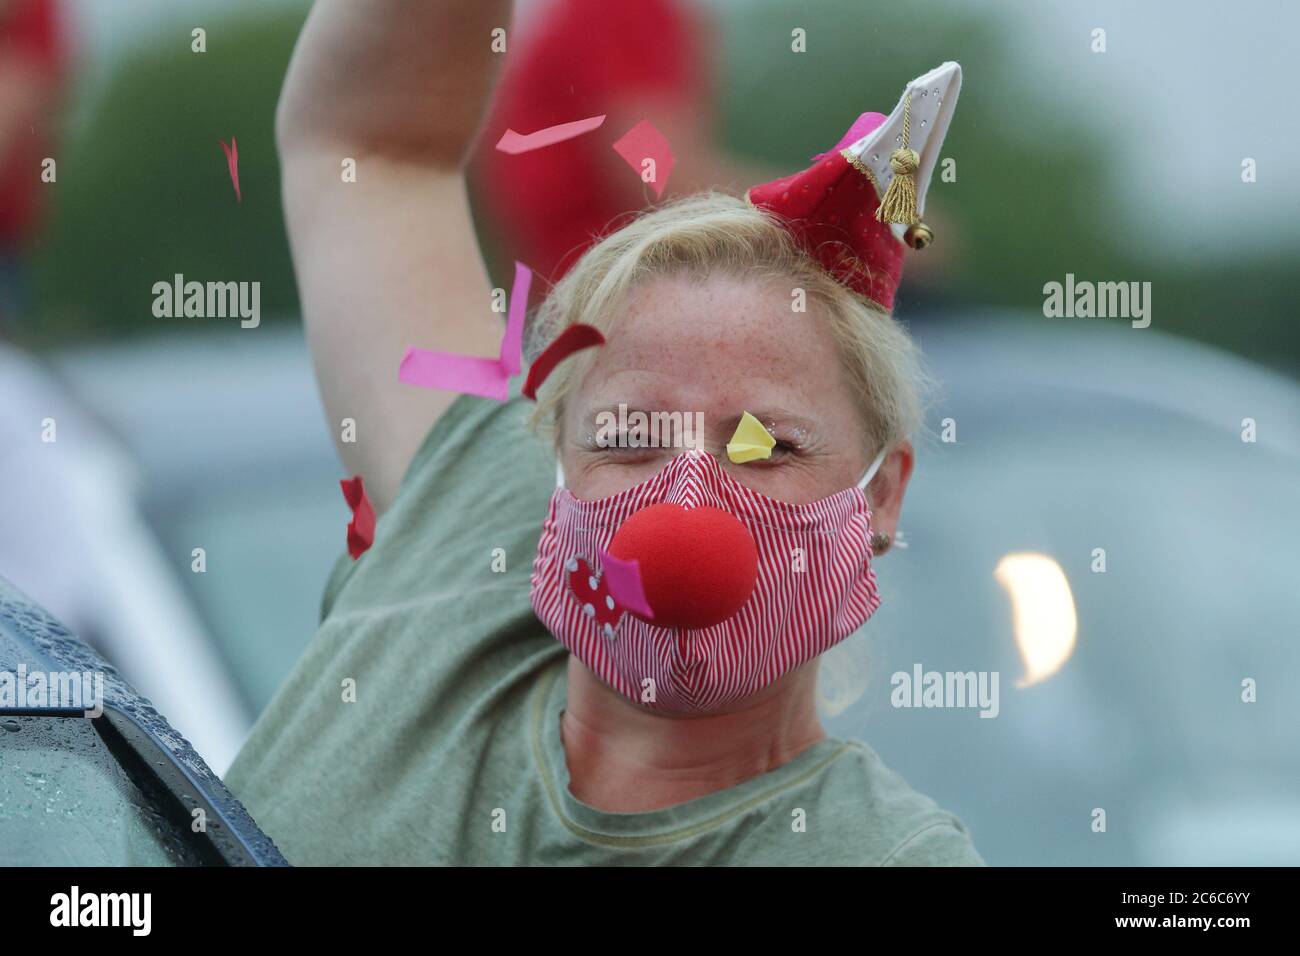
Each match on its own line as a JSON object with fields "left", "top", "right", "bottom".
{"left": 811, "top": 111, "right": 888, "bottom": 161}
{"left": 398, "top": 352, "right": 510, "bottom": 401}
{"left": 598, "top": 549, "right": 655, "bottom": 620}
{"left": 398, "top": 261, "right": 532, "bottom": 400}
{"left": 612, "top": 120, "right": 674, "bottom": 199}
{"left": 495, "top": 114, "right": 606, "bottom": 155}
{"left": 219, "top": 137, "right": 241, "bottom": 203}
{"left": 498, "top": 260, "right": 528, "bottom": 377}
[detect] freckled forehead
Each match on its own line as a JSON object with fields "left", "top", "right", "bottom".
{"left": 583, "top": 273, "right": 841, "bottom": 392}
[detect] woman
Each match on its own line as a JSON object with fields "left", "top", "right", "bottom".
{"left": 224, "top": 0, "right": 984, "bottom": 866}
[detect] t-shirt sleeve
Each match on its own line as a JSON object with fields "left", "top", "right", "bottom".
{"left": 318, "top": 551, "right": 353, "bottom": 623}
{"left": 882, "top": 820, "right": 987, "bottom": 867}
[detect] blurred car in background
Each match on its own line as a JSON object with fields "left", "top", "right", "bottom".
{"left": 846, "top": 311, "right": 1300, "bottom": 866}
{"left": 5, "top": 309, "right": 1294, "bottom": 865}
{"left": 29, "top": 325, "right": 341, "bottom": 776}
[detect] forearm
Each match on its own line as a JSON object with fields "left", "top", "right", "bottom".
{"left": 277, "top": 0, "right": 513, "bottom": 168}
{"left": 273, "top": 0, "right": 512, "bottom": 514}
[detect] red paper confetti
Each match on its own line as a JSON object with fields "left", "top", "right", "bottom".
{"left": 219, "top": 137, "right": 241, "bottom": 203}
{"left": 340, "top": 475, "right": 376, "bottom": 559}
{"left": 611, "top": 119, "right": 675, "bottom": 199}
{"left": 522, "top": 323, "right": 605, "bottom": 400}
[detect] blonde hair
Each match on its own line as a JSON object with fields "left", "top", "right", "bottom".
{"left": 524, "top": 192, "right": 931, "bottom": 461}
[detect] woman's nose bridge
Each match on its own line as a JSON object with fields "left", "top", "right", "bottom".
{"left": 656, "top": 447, "right": 727, "bottom": 510}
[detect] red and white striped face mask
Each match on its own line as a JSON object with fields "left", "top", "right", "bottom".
{"left": 530, "top": 446, "right": 888, "bottom": 713}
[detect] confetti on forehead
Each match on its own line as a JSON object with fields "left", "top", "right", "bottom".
{"left": 523, "top": 323, "right": 606, "bottom": 401}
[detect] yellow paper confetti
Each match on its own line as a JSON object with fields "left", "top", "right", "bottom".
{"left": 726, "top": 411, "right": 776, "bottom": 464}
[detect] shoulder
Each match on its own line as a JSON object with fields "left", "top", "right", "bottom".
{"left": 324, "top": 385, "right": 554, "bottom": 618}
{"left": 880, "top": 818, "right": 985, "bottom": 866}
{"left": 815, "top": 739, "right": 986, "bottom": 866}
{"left": 397, "top": 386, "right": 545, "bottom": 497}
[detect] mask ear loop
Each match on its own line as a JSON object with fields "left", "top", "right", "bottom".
{"left": 856, "top": 446, "right": 890, "bottom": 498}
{"left": 859, "top": 447, "right": 892, "bottom": 558}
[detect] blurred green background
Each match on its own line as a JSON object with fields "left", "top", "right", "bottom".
{"left": 23, "top": 8, "right": 303, "bottom": 345}
{"left": 18, "top": 0, "right": 1300, "bottom": 373}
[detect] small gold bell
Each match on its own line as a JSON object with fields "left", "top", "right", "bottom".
{"left": 904, "top": 222, "right": 934, "bottom": 250}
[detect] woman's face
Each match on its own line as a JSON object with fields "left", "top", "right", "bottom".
{"left": 559, "top": 272, "right": 912, "bottom": 535}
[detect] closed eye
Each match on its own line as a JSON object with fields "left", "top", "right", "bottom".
{"left": 743, "top": 440, "right": 800, "bottom": 465}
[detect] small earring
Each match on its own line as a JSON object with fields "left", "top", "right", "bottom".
{"left": 870, "top": 531, "right": 891, "bottom": 555}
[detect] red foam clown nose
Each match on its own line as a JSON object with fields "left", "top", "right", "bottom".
{"left": 607, "top": 503, "right": 758, "bottom": 630}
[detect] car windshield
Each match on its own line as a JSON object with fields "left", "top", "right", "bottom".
{"left": 0, "top": 715, "right": 204, "bottom": 866}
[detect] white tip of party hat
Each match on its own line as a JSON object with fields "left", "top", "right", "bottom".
{"left": 843, "top": 61, "right": 962, "bottom": 242}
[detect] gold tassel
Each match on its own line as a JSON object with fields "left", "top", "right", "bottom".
{"left": 874, "top": 92, "right": 921, "bottom": 226}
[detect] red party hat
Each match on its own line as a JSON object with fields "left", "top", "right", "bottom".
{"left": 747, "top": 62, "right": 962, "bottom": 312}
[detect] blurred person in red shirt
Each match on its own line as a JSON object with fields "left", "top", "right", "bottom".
{"left": 470, "top": 0, "right": 776, "bottom": 288}
{"left": 0, "top": 0, "right": 67, "bottom": 326}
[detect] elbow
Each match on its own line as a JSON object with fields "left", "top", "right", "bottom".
{"left": 273, "top": 81, "right": 300, "bottom": 160}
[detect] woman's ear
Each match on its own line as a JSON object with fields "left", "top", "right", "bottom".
{"left": 866, "top": 439, "right": 915, "bottom": 545}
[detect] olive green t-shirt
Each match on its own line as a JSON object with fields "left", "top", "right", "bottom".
{"left": 224, "top": 381, "right": 985, "bottom": 866}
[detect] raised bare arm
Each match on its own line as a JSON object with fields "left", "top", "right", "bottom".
{"left": 277, "top": 0, "right": 513, "bottom": 513}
